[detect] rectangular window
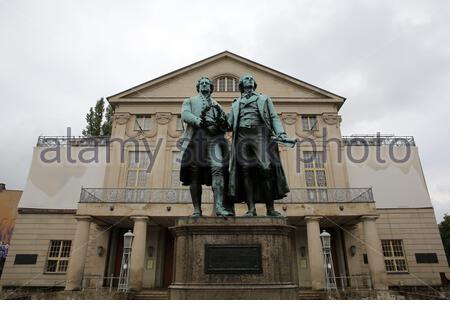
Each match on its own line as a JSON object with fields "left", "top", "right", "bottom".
{"left": 415, "top": 253, "right": 438, "bottom": 264}
{"left": 302, "top": 115, "right": 318, "bottom": 131}
{"left": 218, "top": 78, "right": 226, "bottom": 92}
{"left": 45, "top": 240, "right": 71, "bottom": 273}
{"left": 381, "top": 240, "right": 408, "bottom": 273}
{"left": 134, "top": 115, "right": 151, "bottom": 131}
{"left": 303, "top": 151, "right": 327, "bottom": 202}
{"left": 226, "top": 78, "right": 234, "bottom": 92}
{"left": 14, "top": 254, "right": 38, "bottom": 265}
{"left": 126, "top": 151, "right": 149, "bottom": 188}
{"left": 126, "top": 151, "right": 150, "bottom": 202}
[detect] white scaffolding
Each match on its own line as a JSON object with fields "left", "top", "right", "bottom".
{"left": 117, "top": 230, "right": 134, "bottom": 292}
{"left": 320, "top": 230, "right": 337, "bottom": 292}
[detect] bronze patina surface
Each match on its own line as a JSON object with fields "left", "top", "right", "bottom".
{"left": 227, "top": 74, "right": 295, "bottom": 217}
{"left": 179, "top": 76, "right": 233, "bottom": 217}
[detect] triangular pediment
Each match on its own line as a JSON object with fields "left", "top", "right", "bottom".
{"left": 108, "top": 51, "right": 345, "bottom": 107}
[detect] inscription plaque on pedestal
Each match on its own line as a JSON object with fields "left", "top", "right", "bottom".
{"left": 205, "top": 244, "right": 262, "bottom": 274}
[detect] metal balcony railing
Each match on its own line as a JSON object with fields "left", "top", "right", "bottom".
{"left": 342, "top": 135, "right": 415, "bottom": 146}
{"left": 336, "top": 274, "right": 373, "bottom": 291}
{"left": 37, "top": 136, "right": 109, "bottom": 147}
{"left": 79, "top": 187, "right": 374, "bottom": 204}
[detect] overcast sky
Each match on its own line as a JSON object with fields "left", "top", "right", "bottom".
{"left": 1, "top": 0, "right": 449, "bottom": 221}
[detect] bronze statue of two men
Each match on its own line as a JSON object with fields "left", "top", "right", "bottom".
{"left": 179, "top": 74, "right": 292, "bottom": 217}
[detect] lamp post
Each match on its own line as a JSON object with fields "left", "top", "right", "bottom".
{"left": 124, "top": 230, "right": 135, "bottom": 250}
{"left": 320, "top": 230, "right": 337, "bottom": 292}
{"left": 118, "top": 230, "right": 134, "bottom": 292}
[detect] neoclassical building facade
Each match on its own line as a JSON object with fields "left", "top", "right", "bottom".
{"left": 1, "top": 52, "right": 449, "bottom": 296}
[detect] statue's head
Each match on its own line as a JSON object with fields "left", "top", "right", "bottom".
{"left": 196, "top": 76, "right": 214, "bottom": 94}
{"left": 238, "top": 74, "right": 257, "bottom": 93}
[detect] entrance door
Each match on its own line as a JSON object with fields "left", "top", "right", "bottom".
{"left": 329, "top": 229, "right": 341, "bottom": 286}
{"left": 111, "top": 228, "right": 126, "bottom": 286}
{"left": 162, "top": 229, "right": 174, "bottom": 288}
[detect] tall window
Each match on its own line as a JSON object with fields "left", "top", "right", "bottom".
{"left": 45, "top": 240, "right": 71, "bottom": 273}
{"left": 218, "top": 77, "right": 225, "bottom": 91}
{"left": 381, "top": 240, "right": 408, "bottom": 273}
{"left": 126, "top": 151, "right": 149, "bottom": 188}
{"left": 214, "top": 76, "right": 238, "bottom": 92}
{"left": 303, "top": 151, "right": 327, "bottom": 202}
{"left": 302, "top": 115, "right": 318, "bottom": 131}
{"left": 134, "top": 115, "right": 151, "bottom": 131}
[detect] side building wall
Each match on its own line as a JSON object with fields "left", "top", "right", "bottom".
{"left": 0, "top": 213, "right": 76, "bottom": 288}
{"left": 345, "top": 144, "right": 450, "bottom": 285}
{"left": 1, "top": 146, "right": 108, "bottom": 288}
{"left": 377, "top": 208, "right": 449, "bottom": 286}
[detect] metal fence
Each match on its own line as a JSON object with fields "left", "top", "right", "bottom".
{"left": 342, "top": 135, "right": 415, "bottom": 147}
{"left": 335, "top": 274, "right": 373, "bottom": 291}
{"left": 80, "top": 187, "right": 373, "bottom": 204}
{"left": 81, "top": 275, "right": 121, "bottom": 292}
{"left": 37, "top": 136, "right": 110, "bottom": 147}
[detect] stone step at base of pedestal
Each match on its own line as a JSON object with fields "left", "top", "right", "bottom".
{"left": 133, "top": 289, "right": 170, "bottom": 300}
{"left": 297, "top": 290, "right": 327, "bottom": 300}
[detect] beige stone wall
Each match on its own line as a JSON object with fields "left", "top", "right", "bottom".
{"left": 114, "top": 55, "right": 337, "bottom": 101}
{"left": 0, "top": 213, "right": 76, "bottom": 287}
{"left": 141, "top": 226, "right": 161, "bottom": 288}
{"left": 342, "top": 223, "right": 370, "bottom": 277}
{"left": 376, "top": 208, "right": 450, "bottom": 286}
{"left": 83, "top": 224, "right": 110, "bottom": 285}
{"left": 294, "top": 226, "right": 311, "bottom": 287}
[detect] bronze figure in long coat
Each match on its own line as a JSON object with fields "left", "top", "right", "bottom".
{"left": 227, "top": 74, "right": 290, "bottom": 216}
{"left": 179, "top": 76, "right": 233, "bottom": 217}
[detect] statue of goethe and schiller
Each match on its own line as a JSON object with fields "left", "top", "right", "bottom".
{"left": 180, "top": 74, "right": 296, "bottom": 217}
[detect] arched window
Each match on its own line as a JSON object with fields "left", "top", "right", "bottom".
{"left": 213, "top": 75, "right": 238, "bottom": 92}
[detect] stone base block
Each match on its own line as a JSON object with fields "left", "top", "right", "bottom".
{"left": 169, "top": 216, "right": 299, "bottom": 299}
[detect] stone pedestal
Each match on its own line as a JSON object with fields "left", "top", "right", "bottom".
{"left": 169, "top": 217, "right": 299, "bottom": 299}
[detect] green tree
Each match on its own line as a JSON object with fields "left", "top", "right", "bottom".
{"left": 82, "top": 98, "right": 104, "bottom": 136}
{"left": 101, "top": 104, "right": 113, "bottom": 136}
{"left": 439, "top": 214, "right": 450, "bottom": 267}
{"left": 82, "top": 98, "right": 113, "bottom": 136}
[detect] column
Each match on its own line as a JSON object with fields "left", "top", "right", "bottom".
{"left": 305, "top": 216, "right": 325, "bottom": 290}
{"left": 129, "top": 216, "right": 149, "bottom": 291}
{"left": 361, "top": 215, "right": 388, "bottom": 290}
{"left": 65, "top": 215, "right": 92, "bottom": 291}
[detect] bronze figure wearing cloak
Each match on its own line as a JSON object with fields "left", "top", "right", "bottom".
{"left": 228, "top": 74, "right": 293, "bottom": 217}
{"left": 179, "top": 76, "right": 233, "bottom": 217}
